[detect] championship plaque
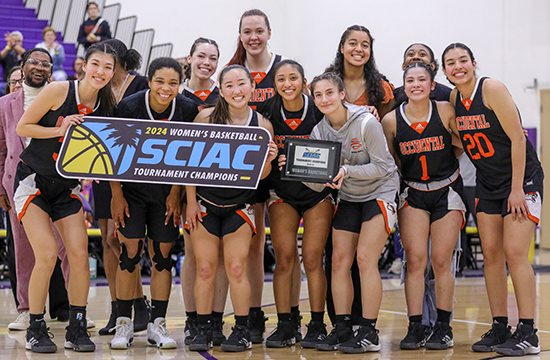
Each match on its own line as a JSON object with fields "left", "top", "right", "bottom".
{"left": 281, "top": 138, "right": 341, "bottom": 183}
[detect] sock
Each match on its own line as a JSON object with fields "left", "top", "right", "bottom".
{"left": 493, "top": 316, "right": 508, "bottom": 325}
{"left": 436, "top": 308, "right": 451, "bottom": 324}
{"left": 291, "top": 306, "right": 299, "bottom": 315}
{"left": 335, "top": 314, "right": 351, "bottom": 327}
{"left": 186, "top": 311, "right": 197, "bottom": 320}
{"left": 150, "top": 299, "right": 168, "bottom": 322}
{"left": 212, "top": 311, "right": 224, "bottom": 322}
{"left": 69, "top": 305, "right": 87, "bottom": 327}
{"left": 519, "top": 318, "right": 534, "bottom": 326}
{"left": 250, "top": 307, "right": 261, "bottom": 313}
{"left": 277, "top": 313, "right": 292, "bottom": 322}
{"left": 197, "top": 313, "right": 212, "bottom": 325}
{"left": 110, "top": 301, "right": 117, "bottom": 314}
{"left": 361, "top": 317, "right": 377, "bottom": 329}
{"left": 235, "top": 315, "right": 248, "bottom": 327}
{"left": 409, "top": 315, "right": 422, "bottom": 323}
{"left": 116, "top": 298, "right": 134, "bottom": 319}
{"left": 134, "top": 297, "right": 147, "bottom": 310}
{"left": 30, "top": 313, "right": 45, "bottom": 327}
{"left": 311, "top": 311, "right": 325, "bottom": 323}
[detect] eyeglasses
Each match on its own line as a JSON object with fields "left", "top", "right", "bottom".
{"left": 9, "top": 78, "right": 24, "bottom": 86}
{"left": 26, "top": 58, "right": 53, "bottom": 69}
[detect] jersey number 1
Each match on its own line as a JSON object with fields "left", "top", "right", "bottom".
{"left": 419, "top": 155, "right": 429, "bottom": 181}
{"left": 463, "top": 133, "right": 495, "bottom": 160}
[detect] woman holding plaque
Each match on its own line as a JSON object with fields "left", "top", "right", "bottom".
{"left": 260, "top": 59, "right": 333, "bottom": 348}
{"left": 186, "top": 65, "right": 277, "bottom": 352}
{"left": 307, "top": 72, "right": 399, "bottom": 354}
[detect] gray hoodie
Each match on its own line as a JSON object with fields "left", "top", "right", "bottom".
{"left": 308, "top": 103, "right": 399, "bottom": 203}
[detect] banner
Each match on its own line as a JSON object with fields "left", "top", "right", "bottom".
{"left": 56, "top": 116, "right": 271, "bottom": 189}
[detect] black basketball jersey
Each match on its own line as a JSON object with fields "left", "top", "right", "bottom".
{"left": 247, "top": 54, "right": 282, "bottom": 110}
{"left": 20, "top": 80, "right": 99, "bottom": 186}
{"left": 197, "top": 109, "right": 260, "bottom": 205}
{"left": 455, "top": 77, "right": 542, "bottom": 199}
{"left": 181, "top": 80, "right": 220, "bottom": 111}
{"left": 395, "top": 100, "right": 458, "bottom": 183}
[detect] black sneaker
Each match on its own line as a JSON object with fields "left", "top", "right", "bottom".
{"left": 400, "top": 322, "right": 428, "bottom": 350}
{"left": 338, "top": 325, "right": 381, "bottom": 353}
{"left": 301, "top": 321, "right": 327, "bottom": 348}
{"left": 184, "top": 317, "right": 198, "bottom": 346}
{"left": 495, "top": 323, "right": 541, "bottom": 356}
{"left": 248, "top": 309, "right": 267, "bottom": 344}
{"left": 472, "top": 321, "right": 512, "bottom": 352}
{"left": 99, "top": 310, "right": 117, "bottom": 335}
{"left": 425, "top": 321, "right": 453, "bottom": 350}
{"left": 64, "top": 323, "right": 96, "bottom": 352}
{"left": 133, "top": 296, "right": 150, "bottom": 333}
{"left": 315, "top": 323, "right": 353, "bottom": 351}
{"left": 189, "top": 323, "right": 213, "bottom": 351}
{"left": 292, "top": 311, "right": 303, "bottom": 342}
{"left": 220, "top": 325, "right": 253, "bottom": 352}
{"left": 212, "top": 318, "right": 226, "bottom": 346}
{"left": 265, "top": 320, "right": 296, "bottom": 348}
{"left": 26, "top": 321, "right": 57, "bottom": 353}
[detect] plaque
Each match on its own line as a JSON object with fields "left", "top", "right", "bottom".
{"left": 281, "top": 138, "right": 341, "bottom": 183}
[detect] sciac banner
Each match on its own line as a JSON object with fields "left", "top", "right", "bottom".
{"left": 56, "top": 116, "right": 271, "bottom": 189}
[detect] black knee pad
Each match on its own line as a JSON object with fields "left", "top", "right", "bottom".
{"left": 152, "top": 241, "right": 172, "bottom": 272}
{"left": 119, "top": 239, "right": 143, "bottom": 273}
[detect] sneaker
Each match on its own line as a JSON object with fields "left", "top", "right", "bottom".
{"left": 425, "top": 321, "right": 453, "bottom": 350}
{"left": 189, "top": 323, "right": 213, "bottom": 351}
{"left": 64, "top": 323, "right": 96, "bottom": 352}
{"left": 26, "top": 321, "right": 57, "bottom": 353}
{"left": 134, "top": 296, "right": 150, "bottom": 333}
{"left": 495, "top": 323, "right": 541, "bottom": 356}
{"left": 472, "top": 321, "right": 512, "bottom": 352}
{"left": 220, "top": 325, "right": 252, "bottom": 352}
{"left": 248, "top": 309, "right": 267, "bottom": 344}
{"left": 184, "top": 317, "right": 198, "bottom": 346}
{"left": 147, "top": 317, "right": 177, "bottom": 349}
{"left": 99, "top": 311, "right": 118, "bottom": 335}
{"left": 400, "top": 322, "right": 428, "bottom": 350}
{"left": 265, "top": 320, "right": 296, "bottom": 348}
{"left": 110, "top": 317, "right": 134, "bottom": 350}
{"left": 212, "top": 318, "right": 226, "bottom": 346}
{"left": 292, "top": 311, "right": 303, "bottom": 342}
{"left": 315, "top": 323, "right": 353, "bottom": 351}
{"left": 301, "top": 320, "right": 327, "bottom": 348}
{"left": 387, "top": 257, "right": 403, "bottom": 274}
{"left": 86, "top": 316, "right": 96, "bottom": 329}
{"left": 9, "top": 311, "right": 30, "bottom": 331}
{"left": 338, "top": 325, "right": 381, "bottom": 353}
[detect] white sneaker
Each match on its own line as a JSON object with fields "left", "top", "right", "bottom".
{"left": 8, "top": 311, "right": 30, "bottom": 331}
{"left": 147, "top": 317, "right": 177, "bottom": 349}
{"left": 388, "top": 258, "right": 403, "bottom": 275}
{"left": 86, "top": 316, "right": 96, "bottom": 329}
{"left": 110, "top": 317, "right": 134, "bottom": 349}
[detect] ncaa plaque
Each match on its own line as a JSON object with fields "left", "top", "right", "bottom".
{"left": 281, "top": 138, "right": 341, "bottom": 183}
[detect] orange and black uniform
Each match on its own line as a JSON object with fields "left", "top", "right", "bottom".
{"left": 182, "top": 82, "right": 219, "bottom": 111}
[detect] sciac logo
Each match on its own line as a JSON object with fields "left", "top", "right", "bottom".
{"left": 302, "top": 148, "right": 321, "bottom": 159}
{"left": 350, "top": 138, "right": 362, "bottom": 150}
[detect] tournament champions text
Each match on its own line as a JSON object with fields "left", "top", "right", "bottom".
{"left": 55, "top": 117, "right": 271, "bottom": 189}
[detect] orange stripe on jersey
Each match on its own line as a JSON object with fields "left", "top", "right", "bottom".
{"left": 18, "top": 189, "right": 41, "bottom": 223}
{"left": 411, "top": 121, "right": 428, "bottom": 134}
{"left": 251, "top": 72, "right": 267, "bottom": 84}
{"left": 377, "top": 200, "right": 391, "bottom": 236}
{"left": 194, "top": 90, "right": 211, "bottom": 101}
{"left": 528, "top": 213, "right": 539, "bottom": 225}
{"left": 236, "top": 208, "right": 256, "bottom": 235}
{"left": 78, "top": 104, "right": 93, "bottom": 115}
{"left": 474, "top": 198, "right": 479, "bottom": 213}
{"left": 70, "top": 193, "right": 83, "bottom": 204}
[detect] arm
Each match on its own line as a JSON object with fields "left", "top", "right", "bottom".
{"left": 165, "top": 185, "right": 182, "bottom": 226}
{"left": 55, "top": 44, "right": 65, "bottom": 67}
{"left": 381, "top": 110, "right": 401, "bottom": 170}
{"left": 377, "top": 98, "right": 395, "bottom": 120}
{"left": 258, "top": 115, "right": 276, "bottom": 180}
{"left": 484, "top": 79, "right": 529, "bottom": 221}
{"left": 0, "top": 108, "right": 8, "bottom": 203}
{"left": 185, "top": 185, "right": 201, "bottom": 232}
{"left": 77, "top": 24, "right": 87, "bottom": 45}
{"left": 96, "top": 20, "right": 112, "bottom": 41}
{"left": 437, "top": 101, "right": 464, "bottom": 157}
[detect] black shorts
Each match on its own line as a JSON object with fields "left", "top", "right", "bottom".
{"left": 332, "top": 198, "right": 397, "bottom": 235}
{"left": 267, "top": 189, "right": 335, "bottom": 217}
{"left": 117, "top": 183, "right": 179, "bottom": 243}
{"left": 399, "top": 177, "right": 466, "bottom": 224}
{"left": 14, "top": 162, "right": 82, "bottom": 223}
{"left": 191, "top": 199, "right": 256, "bottom": 238}
{"left": 92, "top": 180, "right": 112, "bottom": 220}
{"left": 255, "top": 178, "right": 271, "bottom": 204}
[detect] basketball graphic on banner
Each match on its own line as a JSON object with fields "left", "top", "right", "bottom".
{"left": 60, "top": 125, "right": 114, "bottom": 175}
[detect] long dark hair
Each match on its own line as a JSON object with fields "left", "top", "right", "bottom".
{"left": 260, "top": 59, "right": 305, "bottom": 120}
{"left": 102, "top": 38, "right": 142, "bottom": 72}
{"left": 441, "top": 42, "right": 476, "bottom": 85}
{"left": 209, "top": 65, "right": 254, "bottom": 125}
{"left": 325, "top": 25, "right": 388, "bottom": 108}
{"left": 186, "top": 37, "right": 219, "bottom": 79}
{"left": 227, "top": 9, "right": 271, "bottom": 66}
{"left": 84, "top": 42, "right": 117, "bottom": 116}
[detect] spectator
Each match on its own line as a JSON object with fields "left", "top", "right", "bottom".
{"left": 0, "top": 31, "right": 26, "bottom": 95}
{"left": 77, "top": 2, "right": 112, "bottom": 50}
{"left": 35, "top": 27, "right": 67, "bottom": 81}
{"left": 67, "top": 56, "right": 85, "bottom": 80}
{"left": 4, "top": 66, "right": 23, "bottom": 95}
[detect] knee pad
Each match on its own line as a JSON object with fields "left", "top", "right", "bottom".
{"left": 152, "top": 241, "right": 172, "bottom": 272}
{"left": 119, "top": 239, "right": 143, "bottom": 273}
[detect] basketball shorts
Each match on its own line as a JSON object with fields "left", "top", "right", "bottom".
{"left": 333, "top": 198, "right": 397, "bottom": 235}
{"left": 190, "top": 199, "right": 256, "bottom": 238}
{"left": 255, "top": 178, "right": 271, "bottom": 204}
{"left": 92, "top": 180, "right": 112, "bottom": 219}
{"left": 117, "top": 183, "right": 179, "bottom": 243}
{"left": 268, "top": 189, "right": 335, "bottom": 217}
{"left": 476, "top": 193, "right": 543, "bottom": 225}
{"left": 14, "top": 162, "right": 82, "bottom": 223}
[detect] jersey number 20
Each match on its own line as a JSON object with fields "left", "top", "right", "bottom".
{"left": 463, "top": 133, "right": 495, "bottom": 160}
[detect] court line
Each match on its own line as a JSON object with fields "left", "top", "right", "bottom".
{"left": 199, "top": 351, "right": 218, "bottom": 360}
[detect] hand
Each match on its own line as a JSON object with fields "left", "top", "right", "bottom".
{"left": 86, "top": 34, "right": 95, "bottom": 42}
{"left": 111, "top": 193, "right": 129, "bottom": 228}
{"left": 58, "top": 114, "right": 84, "bottom": 136}
{"left": 324, "top": 167, "right": 345, "bottom": 190}
{"left": 507, "top": 188, "right": 529, "bottom": 223}
{"left": 186, "top": 199, "right": 202, "bottom": 232}
{"left": 165, "top": 191, "right": 182, "bottom": 226}
{"left": 266, "top": 140, "right": 278, "bottom": 163}
{"left": 366, "top": 106, "right": 380, "bottom": 121}
{"left": 4, "top": 33, "right": 13, "bottom": 47}
{"left": 0, "top": 194, "right": 11, "bottom": 211}
{"left": 278, "top": 154, "right": 286, "bottom": 171}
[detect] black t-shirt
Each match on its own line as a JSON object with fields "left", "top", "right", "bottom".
{"left": 122, "top": 75, "right": 149, "bottom": 100}
{"left": 0, "top": 50, "right": 21, "bottom": 82}
{"left": 77, "top": 17, "right": 112, "bottom": 49}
